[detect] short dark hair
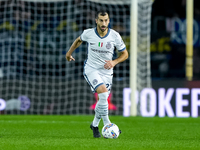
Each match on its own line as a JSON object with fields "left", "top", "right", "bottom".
{"left": 95, "top": 9, "right": 109, "bottom": 19}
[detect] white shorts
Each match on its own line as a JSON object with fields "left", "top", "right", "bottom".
{"left": 83, "top": 65, "right": 113, "bottom": 93}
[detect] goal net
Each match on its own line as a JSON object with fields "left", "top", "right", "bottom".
{"left": 0, "top": 0, "right": 152, "bottom": 115}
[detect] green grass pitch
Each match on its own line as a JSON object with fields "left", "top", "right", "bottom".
{"left": 0, "top": 115, "right": 200, "bottom": 150}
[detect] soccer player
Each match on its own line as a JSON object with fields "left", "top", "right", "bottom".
{"left": 66, "top": 9, "right": 128, "bottom": 138}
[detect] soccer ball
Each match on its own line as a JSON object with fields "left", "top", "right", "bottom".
{"left": 102, "top": 123, "right": 120, "bottom": 139}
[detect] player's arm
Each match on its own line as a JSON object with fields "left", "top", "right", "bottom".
{"left": 66, "top": 36, "right": 83, "bottom": 61}
{"left": 104, "top": 49, "right": 129, "bottom": 70}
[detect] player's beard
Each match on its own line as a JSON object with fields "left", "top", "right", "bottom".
{"left": 98, "top": 25, "right": 108, "bottom": 32}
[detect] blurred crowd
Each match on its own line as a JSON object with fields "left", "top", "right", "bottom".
{"left": 0, "top": 0, "right": 200, "bottom": 80}
{"left": 151, "top": 0, "right": 200, "bottom": 79}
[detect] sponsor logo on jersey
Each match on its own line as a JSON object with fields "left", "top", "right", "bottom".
{"left": 90, "top": 43, "right": 95, "bottom": 45}
{"left": 106, "top": 42, "right": 111, "bottom": 49}
{"left": 91, "top": 48, "right": 110, "bottom": 54}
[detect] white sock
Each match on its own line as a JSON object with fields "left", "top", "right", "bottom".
{"left": 102, "top": 115, "right": 111, "bottom": 126}
{"left": 97, "top": 92, "right": 111, "bottom": 126}
{"left": 92, "top": 101, "right": 101, "bottom": 127}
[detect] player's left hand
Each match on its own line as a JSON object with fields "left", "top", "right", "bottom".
{"left": 104, "top": 60, "right": 116, "bottom": 70}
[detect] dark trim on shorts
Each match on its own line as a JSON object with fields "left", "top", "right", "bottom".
{"left": 83, "top": 62, "right": 94, "bottom": 91}
{"left": 83, "top": 72, "right": 95, "bottom": 91}
{"left": 94, "top": 83, "right": 104, "bottom": 91}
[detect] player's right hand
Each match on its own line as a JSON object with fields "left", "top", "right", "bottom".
{"left": 66, "top": 53, "right": 75, "bottom": 61}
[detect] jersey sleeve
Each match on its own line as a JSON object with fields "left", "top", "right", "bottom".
{"left": 80, "top": 30, "right": 88, "bottom": 42}
{"left": 115, "top": 33, "right": 126, "bottom": 52}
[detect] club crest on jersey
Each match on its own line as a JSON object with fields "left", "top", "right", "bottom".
{"left": 93, "top": 79, "right": 98, "bottom": 85}
{"left": 106, "top": 42, "right": 111, "bottom": 49}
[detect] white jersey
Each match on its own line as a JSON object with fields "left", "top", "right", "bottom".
{"left": 80, "top": 27, "right": 126, "bottom": 74}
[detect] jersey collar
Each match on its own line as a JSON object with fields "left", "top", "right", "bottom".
{"left": 94, "top": 27, "right": 110, "bottom": 39}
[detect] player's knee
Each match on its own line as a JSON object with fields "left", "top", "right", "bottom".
{"left": 96, "top": 84, "right": 108, "bottom": 94}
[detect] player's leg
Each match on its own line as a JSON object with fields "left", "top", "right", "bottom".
{"left": 96, "top": 78, "right": 121, "bottom": 135}
{"left": 96, "top": 84, "right": 111, "bottom": 126}
{"left": 83, "top": 67, "right": 103, "bottom": 137}
{"left": 96, "top": 74, "right": 122, "bottom": 134}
